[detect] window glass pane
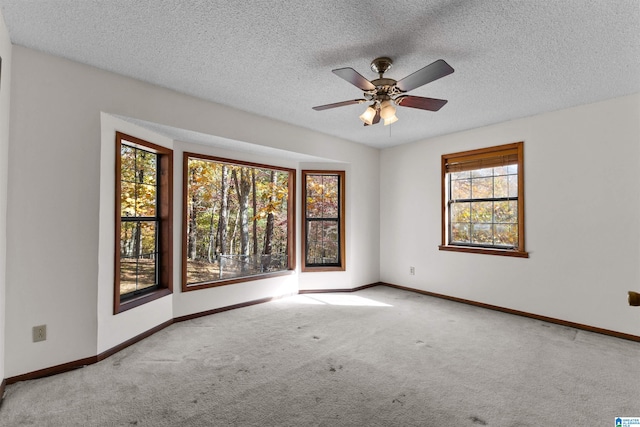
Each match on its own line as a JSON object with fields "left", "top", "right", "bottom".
{"left": 185, "top": 157, "right": 291, "bottom": 285}
{"left": 121, "top": 181, "right": 136, "bottom": 217}
{"left": 139, "top": 221, "right": 157, "bottom": 256}
{"left": 494, "top": 201, "right": 517, "bottom": 224}
{"left": 471, "top": 177, "right": 493, "bottom": 198}
{"left": 121, "top": 145, "right": 158, "bottom": 218}
{"left": 471, "top": 223, "right": 492, "bottom": 244}
{"left": 507, "top": 175, "right": 518, "bottom": 198}
{"left": 120, "top": 221, "right": 157, "bottom": 257}
{"left": 494, "top": 175, "right": 518, "bottom": 198}
{"left": 121, "top": 145, "right": 136, "bottom": 182}
{"left": 305, "top": 175, "right": 322, "bottom": 218}
{"left": 119, "top": 257, "right": 137, "bottom": 296}
{"left": 450, "top": 171, "right": 470, "bottom": 180}
{"left": 186, "top": 259, "right": 214, "bottom": 285}
{"left": 450, "top": 202, "right": 470, "bottom": 223}
{"left": 135, "top": 183, "right": 156, "bottom": 217}
{"left": 120, "top": 217, "right": 138, "bottom": 257}
{"left": 136, "top": 149, "right": 156, "bottom": 186}
{"left": 471, "top": 201, "right": 493, "bottom": 223}
{"left": 493, "top": 165, "right": 508, "bottom": 176}
{"left": 493, "top": 176, "right": 508, "bottom": 198}
{"left": 306, "top": 220, "right": 339, "bottom": 265}
{"left": 451, "top": 223, "right": 470, "bottom": 243}
{"left": 494, "top": 224, "right": 518, "bottom": 247}
{"left": 135, "top": 260, "right": 157, "bottom": 292}
{"left": 306, "top": 175, "right": 339, "bottom": 218}
{"left": 492, "top": 164, "right": 518, "bottom": 176}
{"left": 451, "top": 178, "right": 470, "bottom": 200}
{"left": 321, "top": 175, "right": 339, "bottom": 217}
{"left": 119, "top": 221, "right": 157, "bottom": 296}
{"left": 471, "top": 167, "right": 493, "bottom": 178}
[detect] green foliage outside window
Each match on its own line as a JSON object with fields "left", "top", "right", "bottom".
{"left": 305, "top": 174, "right": 340, "bottom": 265}
{"left": 442, "top": 141, "right": 526, "bottom": 257}
{"left": 449, "top": 165, "right": 519, "bottom": 248}
{"left": 185, "top": 156, "right": 292, "bottom": 285}
{"left": 119, "top": 144, "right": 159, "bottom": 296}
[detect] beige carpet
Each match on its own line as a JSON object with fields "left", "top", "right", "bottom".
{"left": 1, "top": 285, "right": 639, "bottom": 426}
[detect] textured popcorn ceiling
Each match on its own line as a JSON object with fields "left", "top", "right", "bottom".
{"left": 1, "top": 0, "right": 639, "bottom": 148}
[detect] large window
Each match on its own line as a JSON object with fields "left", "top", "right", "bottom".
{"left": 440, "top": 142, "right": 527, "bottom": 257}
{"left": 302, "top": 171, "right": 345, "bottom": 271}
{"left": 115, "top": 133, "right": 173, "bottom": 313}
{"left": 183, "top": 153, "right": 295, "bottom": 290}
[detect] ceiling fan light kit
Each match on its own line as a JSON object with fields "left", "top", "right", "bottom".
{"left": 359, "top": 105, "right": 377, "bottom": 125}
{"left": 379, "top": 100, "right": 393, "bottom": 117}
{"left": 379, "top": 100, "right": 398, "bottom": 126}
{"left": 383, "top": 114, "right": 399, "bottom": 126}
{"left": 313, "top": 57, "right": 454, "bottom": 127}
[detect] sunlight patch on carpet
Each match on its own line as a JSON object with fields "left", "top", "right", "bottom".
{"left": 293, "top": 294, "right": 393, "bottom": 307}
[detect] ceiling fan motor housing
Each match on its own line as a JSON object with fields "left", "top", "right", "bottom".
{"left": 369, "top": 59, "right": 402, "bottom": 103}
{"left": 370, "top": 57, "right": 393, "bottom": 75}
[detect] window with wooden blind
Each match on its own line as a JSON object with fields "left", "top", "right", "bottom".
{"left": 440, "top": 142, "right": 528, "bottom": 257}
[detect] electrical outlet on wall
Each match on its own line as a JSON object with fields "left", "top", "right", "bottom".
{"left": 410, "top": 266, "right": 415, "bottom": 275}
{"left": 32, "top": 325, "right": 47, "bottom": 342}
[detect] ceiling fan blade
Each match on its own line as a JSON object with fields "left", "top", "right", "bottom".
{"left": 395, "top": 59, "right": 454, "bottom": 92}
{"left": 332, "top": 67, "right": 376, "bottom": 91}
{"left": 312, "top": 99, "right": 367, "bottom": 111}
{"left": 396, "top": 95, "right": 448, "bottom": 111}
{"left": 364, "top": 110, "right": 381, "bottom": 126}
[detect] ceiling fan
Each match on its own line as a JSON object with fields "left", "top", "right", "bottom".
{"left": 312, "top": 57, "right": 454, "bottom": 126}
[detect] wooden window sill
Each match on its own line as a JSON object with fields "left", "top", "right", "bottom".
{"left": 439, "top": 245, "right": 529, "bottom": 258}
{"left": 302, "top": 266, "right": 346, "bottom": 273}
{"left": 117, "top": 287, "right": 172, "bottom": 314}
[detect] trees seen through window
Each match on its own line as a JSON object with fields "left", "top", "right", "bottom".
{"left": 302, "top": 171, "right": 345, "bottom": 271}
{"left": 441, "top": 142, "right": 527, "bottom": 257}
{"left": 115, "top": 132, "right": 173, "bottom": 314}
{"left": 183, "top": 154, "right": 295, "bottom": 289}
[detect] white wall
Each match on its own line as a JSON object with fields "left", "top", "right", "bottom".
{"left": 0, "top": 9, "right": 13, "bottom": 384}
{"left": 6, "top": 46, "right": 380, "bottom": 377}
{"left": 380, "top": 93, "right": 640, "bottom": 336}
